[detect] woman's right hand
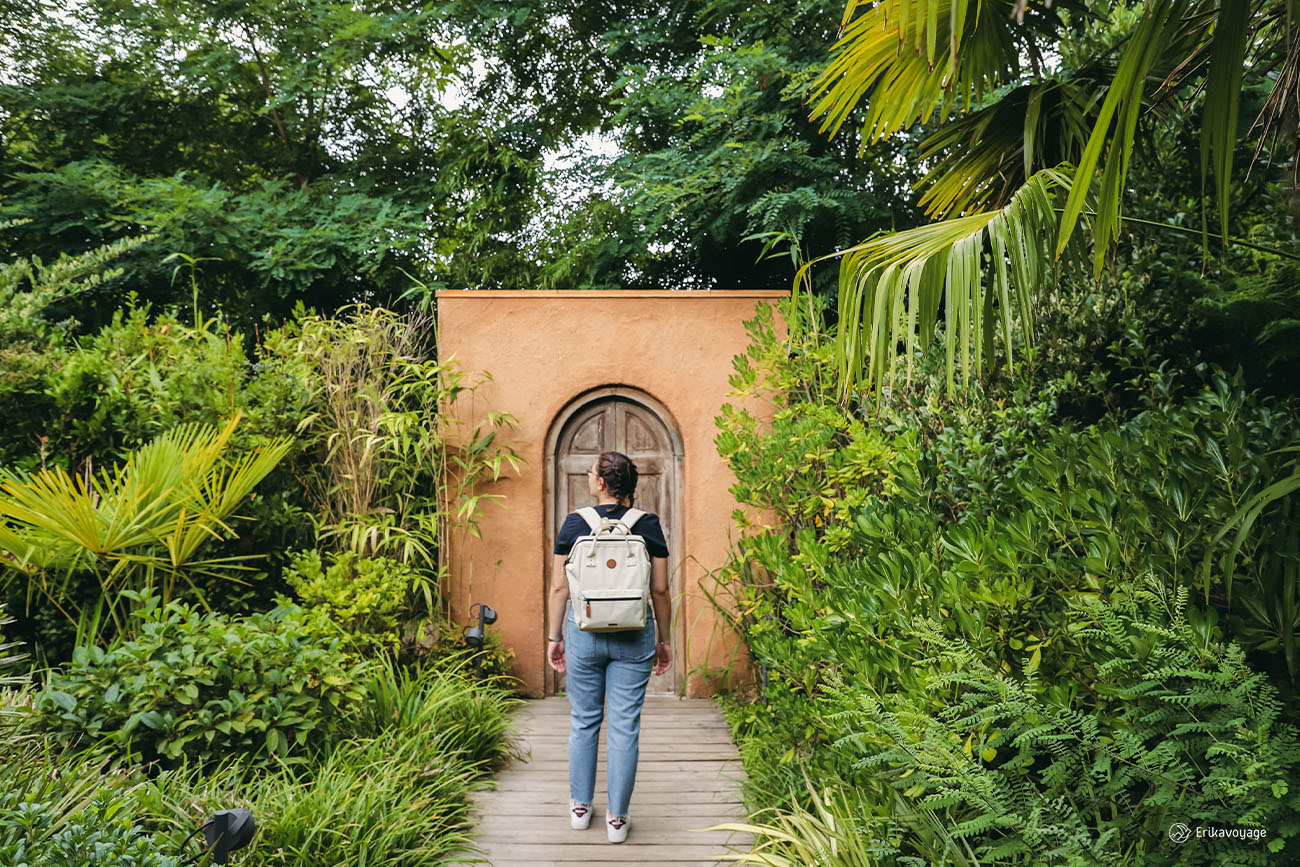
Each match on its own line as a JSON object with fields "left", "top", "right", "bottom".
{"left": 653, "top": 641, "right": 672, "bottom": 676}
{"left": 547, "top": 639, "right": 566, "bottom": 673}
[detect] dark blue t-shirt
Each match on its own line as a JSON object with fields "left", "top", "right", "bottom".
{"left": 554, "top": 503, "right": 669, "bottom": 558}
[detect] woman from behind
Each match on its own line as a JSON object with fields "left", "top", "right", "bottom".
{"left": 545, "top": 450, "right": 672, "bottom": 843}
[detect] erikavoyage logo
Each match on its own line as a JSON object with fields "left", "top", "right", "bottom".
{"left": 1168, "top": 822, "right": 1267, "bottom": 844}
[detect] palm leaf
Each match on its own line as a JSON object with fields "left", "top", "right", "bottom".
{"left": 799, "top": 169, "right": 1071, "bottom": 403}
{"left": 809, "top": 0, "right": 1045, "bottom": 146}
{"left": 0, "top": 414, "right": 292, "bottom": 619}
{"left": 914, "top": 78, "right": 1100, "bottom": 218}
{"left": 1200, "top": 0, "right": 1250, "bottom": 243}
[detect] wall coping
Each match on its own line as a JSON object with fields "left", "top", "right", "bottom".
{"left": 435, "top": 289, "right": 790, "bottom": 299}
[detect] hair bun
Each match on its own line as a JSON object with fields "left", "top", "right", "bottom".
{"left": 596, "top": 451, "right": 639, "bottom": 506}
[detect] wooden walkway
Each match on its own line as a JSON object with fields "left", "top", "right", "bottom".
{"left": 467, "top": 695, "right": 752, "bottom": 866}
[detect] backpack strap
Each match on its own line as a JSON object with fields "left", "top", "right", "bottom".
{"left": 614, "top": 508, "right": 645, "bottom": 534}
{"left": 575, "top": 507, "right": 602, "bottom": 533}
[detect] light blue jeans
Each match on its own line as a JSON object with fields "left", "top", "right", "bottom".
{"left": 564, "top": 605, "right": 655, "bottom": 817}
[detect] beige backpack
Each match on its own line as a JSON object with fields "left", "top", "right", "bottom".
{"left": 564, "top": 507, "right": 651, "bottom": 632}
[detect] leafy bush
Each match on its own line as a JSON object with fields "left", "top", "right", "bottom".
{"left": 348, "top": 662, "right": 519, "bottom": 769}
{"left": 714, "top": 309, "right": 1300, "bottom": 863}
{"left": 290, "top": 305, "right": 520, "bottom": 572}
{"left": 35, "top": 598, "right": 369, "bottom": 767}
{"left": 285, "top": 550, "right": 425, "bottom": 657}
{"left": 0, "top": 792, "right": 182, "bottom": 867}
{"left": 716, "top": 302, "right": 899, "bottom": 552}
{"left": 0, "top": 237, "right": 147, "bottom": 474}
{"left": 712, "top": 777, "right": 912, "bottom": 867}
{"left": 828, "top": 593, "right": 1300, "bottom": 865}
{"left": 0, "top": 710, "right": 183, "bottom": 867}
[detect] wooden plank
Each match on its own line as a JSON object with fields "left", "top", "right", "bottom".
{"left": 506, "top": 760, "right": 740, "bottom": 774}
{"left": 516, "top": 713, "right": 732, "bottom": 721}
{"left": 465, "top": 844, "right": 747, "bottom": 862}
{"left": 475, "top": 828, "right": 749, "bottom": 845}
{"left": 508, "top": 747, "right": 739, "bottom": 758}
{"left": 488, "top": 780, "right": 740, "bottom": 793}
{"left": 517, "top": 738, "right": 738, "bottom": 748}
{"left": 474, "top": 791, "right": 744, "bottom": 807}
{"left": 513, "top": 748, "right": 740, "bottom": 759}
{"left": 484, "top": 862, "right": 736, "bottom": 867}
{"left": 470, "top": 808, "right": 746, "bottom": 824}
{"left": 469, "top": 696, "right": 750, "bottom": 866}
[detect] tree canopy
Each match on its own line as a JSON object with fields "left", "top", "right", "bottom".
{"left": 1, "top": 0, "right": 927, "bottom": 321}
{"left": 0, "top": 0, "right": 549, "bottom": 325}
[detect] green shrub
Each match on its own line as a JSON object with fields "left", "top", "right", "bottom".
{"left": 0, "top": 792, "right": 182, "bottom": 867}
{"left": 713, "top": 310, "right": 1300, "bottom": 863}
{"left": 285, "top": 550, "right": 422, "bottom": 657}
{"left": 710, "top": 777, "right": 919, "bottom": 867}
{"left": 348, "top": 662, "right": 519, "bottom": 769}
{"left": 716, "top": 302, "right": 899, "bottom": 552}
{"left": 247, "top": 732, "right": 471, "bottom": 866}
{"left": 34, "top": 598, "right": 369, "bottom": 767}
{"left": 0, "top": 712, "right": 184, "bottom": 867}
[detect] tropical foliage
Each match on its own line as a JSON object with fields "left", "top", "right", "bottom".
{"left": 35, "top": 598, "right": 366, "bottom": 767}
{"left": 2, "top": 652, "right": 516, "bottom": 867}
{"left": 714, "top": 289, "right": 1300, "bottom": 862}
{"left": 4, "top": 0, "right": 1300, "bottom": 864}
{"left": 0, "top": 233, "right": 519, "bottom": 862}
{"left": 0, "top": 416, "right": 291, "bottom": 626}
{"left": 805, "top": 0, "right": 1300, "bottom": 400}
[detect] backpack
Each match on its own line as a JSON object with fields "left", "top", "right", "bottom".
{"left": 564, "top": 507, "right": 651, "bottom": 632}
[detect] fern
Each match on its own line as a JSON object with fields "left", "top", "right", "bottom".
{"left": 826, "top": 592, "right": 1300, "bottom": 864}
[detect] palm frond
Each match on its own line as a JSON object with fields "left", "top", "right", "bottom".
{"left": 0, "top": 415, "right": 292, "bottom": 618}
{"left": 1054, "top": 0, "right": 1266, "bottom": 262}
{"left": 800, "top": 169, "right": 1071, "bottom": 403}
{"left": 1249, "top": 9, "right": 1300, "bottom": 182}
{"left": 809, "top": 0, "right": 1053, "bottom": 146}
{"left": 1199, "top": 0, "right": 1250, "bottom": 243}
{"left": 915, "top": 79, "right": 1099, "bottom": 218}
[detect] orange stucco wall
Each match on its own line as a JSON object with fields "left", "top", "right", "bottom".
{"left": 436, "top": 290, "right": 786, "bottom": 697}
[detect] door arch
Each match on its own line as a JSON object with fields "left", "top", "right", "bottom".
{"left": 544, "top": 388, "right": 684, "bottom": 695}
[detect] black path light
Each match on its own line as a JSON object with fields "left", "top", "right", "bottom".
{"left": 178, "top": 808, "right": 256, "bottom": 864}
{"left": 464, "top": 602, "right": 498, "bottom": 680}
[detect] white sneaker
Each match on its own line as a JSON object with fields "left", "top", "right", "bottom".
{"left": 569, "top": 800, "right": 592, "bottom": 830}
{"left": 606, "top": 812, "right": 629, "bottom": 843}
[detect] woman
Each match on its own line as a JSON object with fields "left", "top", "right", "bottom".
{"left": 546, "top": 450, "right": 673, "bottom": 844}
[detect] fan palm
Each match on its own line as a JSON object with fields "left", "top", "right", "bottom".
{"left": 0, "top": 414, "right": 292, "bottom": 625}
{"left": 805, "top": 0, "right": 1300, "bottom": 402}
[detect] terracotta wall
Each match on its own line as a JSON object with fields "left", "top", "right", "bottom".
{"left": 436, "top": 290, "right": 786, "bottom": 697}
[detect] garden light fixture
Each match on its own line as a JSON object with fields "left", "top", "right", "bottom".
{"left": 179, "top": 808, "right": 256, "bottom": 864}
{"left": 464, "top": 602, "right": 498, "bottom": 680}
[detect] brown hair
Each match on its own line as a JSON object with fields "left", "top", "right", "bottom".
{"left": 596, "top": 451, "right": 639, "bottom": 506}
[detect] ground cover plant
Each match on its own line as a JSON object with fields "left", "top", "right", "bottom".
{"left": 2, "top": 647, "right": 518, "bottom": 867}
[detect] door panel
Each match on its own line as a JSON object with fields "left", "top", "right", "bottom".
{"left": 552, "top": 397, "right": 679, "bottom": 694}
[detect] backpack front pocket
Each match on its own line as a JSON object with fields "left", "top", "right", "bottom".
{"left": 578, "top": 589, "right": 647, "bottom": 632}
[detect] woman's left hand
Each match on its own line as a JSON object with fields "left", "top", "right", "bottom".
{"left": 547, "top": 639, "right": 566, "bottom": 673}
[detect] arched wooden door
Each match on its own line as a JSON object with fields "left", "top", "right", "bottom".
{"left": 548, "top": 391, "right": 682, "bottom": 695}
